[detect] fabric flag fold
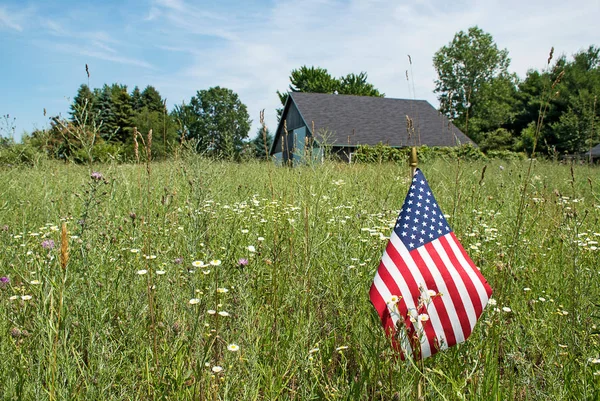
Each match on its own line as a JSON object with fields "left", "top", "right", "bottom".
{"left": 369, "top": 168, "right": 493, "bottom": 359}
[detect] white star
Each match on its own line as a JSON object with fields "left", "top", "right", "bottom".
{"left": 419, "top": 238, "right": 424, "bottom": 243}
{"left": 411, "top": 234, "right": 416, "bottom": 239}
{"left": 409, "top": 242, "right": 415, "bottom": 248}
{"left": 421, "top": 230, "right": 426, "bottom": 235}
{"left": 429, "top": 233, "right": 434, "bottom": 238}
{"left": 401, "top": 231, "right": 407, "bottom": 236}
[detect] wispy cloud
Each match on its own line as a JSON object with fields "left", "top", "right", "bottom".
{"left": 50, "top": 42, "right": 154, "bottom": 69}
{"left": 0, "top": 6, "right": 24, "bottom": 31}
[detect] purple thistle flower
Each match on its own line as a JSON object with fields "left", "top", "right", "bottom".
{"left": 41, "top": 239, "right": 55, "bottom": 250}
{"left": 91, "top": 171, "right": 104, "bottom": 181}
{"left": 0, "top": 276, "right": 9, "bottom": 289}
{"left": 238, "top": 258, "right": 249, "bottom": 267}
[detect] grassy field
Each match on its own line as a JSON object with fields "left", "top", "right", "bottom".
{"left": 0, "top": 157, "right": 599, "bottom": 400}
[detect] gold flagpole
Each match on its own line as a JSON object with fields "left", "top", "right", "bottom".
{"left": 410, "top": 146, "right": 418, "bottom": 176}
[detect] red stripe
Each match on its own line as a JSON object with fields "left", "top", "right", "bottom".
{"left": 369, "top": 282, "right": 388, "bottom": 320}
{"left": 424, "top": 242, "right": 470, "bottom": 343}
{"left": 386, "top": 242, "right": 438, "bottom": 357}
{"left": 381, "top": 243, "right": 428, "bottom": 357}
{"left": 410, "top": 248, "right": 455, "bottom": 354}
{"left": 450, "top": 233, "right": 493, "bottom": 298}
{"left": 439, "top": 235, "right": 483, "bottom": 317}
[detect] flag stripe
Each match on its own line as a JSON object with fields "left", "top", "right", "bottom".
{"left": 438, "top": 235, "right": 484, "bottom": 317}
{"left": 449, "top": 232, "right": 493, "bottom": 299}
{"left": 416, "top": 243, "right": 464, "bottom": 346}
{"left": 444, "top": 233, "right": 491, "bottom": 312}
{"left": 387, "top": 233, "right": 447, "bottom": 357}
{"left": 370, "top": 273, "right": 413, "bottom": 356}
{"left": 429, "top": 239, "right": 477, "bottom": 336}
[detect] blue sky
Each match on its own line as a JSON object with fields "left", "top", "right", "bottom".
{"left": 1, "top": 0, "right": 599, "bottom": 141}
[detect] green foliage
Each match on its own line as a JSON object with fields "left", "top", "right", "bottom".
{"left": 434, "top": 26, "right": 512, "bottom": 140}
{"left": 176, "top": 86, "right": 251, "bottom": 159}
{"left": 0, "top": 137, "right": 45, "bottom": 166}
{"left": 353, "top": 144, "right": 488, "bottom": 163}
{"left": 277, "top": 66, "right": 383, "bottom": 119}
{"left": 513, "top": 46, "right": 600, "bottom": 154}
{"left": 0, "top": 159, "right": 599, "bottom": 399}
{"left": 479, "top": 128, "right": 515, "bottom": 152}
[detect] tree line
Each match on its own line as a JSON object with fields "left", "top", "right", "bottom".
{"left": 2, "top": 26, "right": 598, "bottom": 165}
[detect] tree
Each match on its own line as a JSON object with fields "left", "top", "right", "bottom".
{"left": 131, "top": 86, "right": 143, "bottom": 112}
{"left": 93, "top": 85, "right": 118, "bottom": 141}
{"left": 177, "top": 86, "right": 251, "bottom": 158}
{"left": 70, "top": 84, "right": 96, "bottom": 126}
{"left": 433, "top": 26, "right": 511, "bottom": 140}
{"left": 141, "top": 86, "right": 166, "bottom": 113}
{"left": 248, "top": 126, "right": 273, "bottom": 159}
{"left": 338, "top": 72, "right": 384, "bottom": 97}
{"left": 512, "top": 46, "right": 600, "bottom": 154}
{"left": 277, "top": 66, "right": 383, "bottom": 119}
{"left": 110, "top": 84, "right": 134, "bottom": 143}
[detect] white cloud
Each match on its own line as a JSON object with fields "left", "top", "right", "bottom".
{"left": 0, "top": 6, "right": 24, "bottom": 31}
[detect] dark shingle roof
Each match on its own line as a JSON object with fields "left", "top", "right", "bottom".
{"left": 290, "top": 92, "right": 473, "bottom": 147}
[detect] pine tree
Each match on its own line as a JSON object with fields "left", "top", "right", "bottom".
{"left": 131, "top": 86, "right": 143, "bottom": 112}
{"left": 93, "top": 85, "right": 118, "bottom": 140}
{"left": 141, "top": 86, "right": 165, "bottom": 113}
{"left": 70, "top": 84, "right": 96, "bottom": 126}
{"left": 111, "top": 84, "right": 135, "bottom": 143}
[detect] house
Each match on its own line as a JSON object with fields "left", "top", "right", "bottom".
{"left": 590, "top": 143, "right": 600, "bottom": 162}
{"left": 270, "top": 92, "right": 474, "bottom": 163}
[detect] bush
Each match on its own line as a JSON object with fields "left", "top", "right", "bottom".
{"left": 0, "top": 141, "right": 46, "bottom": 167}
{"left": 352, "top": 143, "right": 487, "bottom": 164}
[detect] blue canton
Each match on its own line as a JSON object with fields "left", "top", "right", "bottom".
{"left": 393, "top": 169, "right": 451, "bottom": 250}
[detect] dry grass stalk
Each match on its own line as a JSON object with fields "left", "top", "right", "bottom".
{"left": 146, "top": 129, "right": 152, "bottom": 175}
{"left": 260, "top": 109, "right": 269, "bottom": 160}
{"left": 60, "top": 222, "right": 69, "bottom": 270}
{"left": 133, "top": 127, "right": 140, "bottom": 164}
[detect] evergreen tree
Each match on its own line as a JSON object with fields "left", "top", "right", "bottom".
{"left": 141, "top": 86, "right": 166, "bottom": 113}
{"left": 131, "top": 86, "right": 143, "bottom": 112}
{"left": 111, "top": 84, "right": 134, "bottom": 143}
{"left": 70, "top": 84, "right": 96, "bottom": 126}
{"left": 93, "top": 85, "right": 118, "bottom": 140}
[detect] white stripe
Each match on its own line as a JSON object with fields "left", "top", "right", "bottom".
{"left": 372, "top": 271, "right": 413, "bottom": 356}
{"left": 417, "top": 244, "right": 465, "bottom": 345}
{"left": 445, "top": 235, "right": 490, "bottom": 308}
{"left": 381, "top": 249, "right": 432, "bottom": 358}
{"left": 388, "top": 232, "right": 455, "bottom": 357}
{"left": 431, "top": 237, "right": 478, "bottom": 330}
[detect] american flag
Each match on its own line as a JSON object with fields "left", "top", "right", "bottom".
{"left": 369, "top": 168, "right": 493, "bottom": 359}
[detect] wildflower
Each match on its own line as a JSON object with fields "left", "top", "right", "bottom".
{"left": 41, "top": 239, "right": 55, "bottom": 249}
{"left": 257, "top": 237, "right": 265, "bottom": 241}
{"left": 488, "top": 298, "right": 497, "bottom": 306}
{"left": 210, "top": 260, "right": 221, "bottom": 266}
{"left": 173, "top": 257, "right": 183, "bottom": 264}
{"left": 241, "top": 229, "right": 249, "bottom": 234}
{"left": 29, "top": 280, "right": 41, "bottom": 285}
{"left": 21, "top": 295, "right": 32, "bottom": 301}
{"left": 218, "top": 311, "right": 230, "bottom": 317}
{"left": 202, "top": 270, "right": 211, "bottom": 275}
{"left": 309, "top": 347, "right": 320, "bottom": 354}
{"left": 247, "top": 245, "right": 256, "bottom": 253}
{"left": 418, "top": 314, "right": 430, "bottom": 322}
{"left": 192, "top": 260, "right": 204, "bottom": 268}
{"left": 335, "top": 346, "right": 349, "bottom": 351}
{"left": 156, "top": 270, "right": 166, "bottom": 275}
{"left": 144, "top": 255, "right": 157, "bottom": 260}
{"left": 227, "top": 344, "right": 240, "bottom": 352}
{"left": 502, "top": 307, "right": 512, "bottom": 313}
{"left": 588, "top": 357, "right": 600, "bottom": 364}
{"left": 91, "top": 171, "right": 104, "bottom": 181}
{"left": 189, "top": 298, "right": 200, "bottom": 305}
{"left": 523, "top": 287, "right": 531, "bottom": 291}
{"left": 207, "top": 310, "right": 216, "bottom": 315}
{"left": 539, "top": 297, "right": 546, "bottom": 302}
{"left": 137, "top": 270, "right": 148, "bottom": 275}
{"left": 0, "top": 276, "right": 9, "bottom": 289}
{"left": 387, "top": 295, "right": 399, "bottom": 304}
{"left": 217, "top": 288, "right": 229, "bottom": 293}
{"left": 9, "top": 295, "right": 19, "bottom": 300}
{"left": 211, "top": 366, "right": 223, "bottom": 373}
{"left": 238, "top": 258, "right": 248, "bottom": 267}
{"left": 130, "top": 249, "right": 141, "bottom": 253}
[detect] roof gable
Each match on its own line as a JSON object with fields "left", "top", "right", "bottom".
{"left": 289, "top": 92, "right": 472, "bottom": 147}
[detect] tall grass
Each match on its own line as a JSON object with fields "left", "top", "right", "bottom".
{"left": 0, "top": 158, "right": 599, "bottom": 400}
